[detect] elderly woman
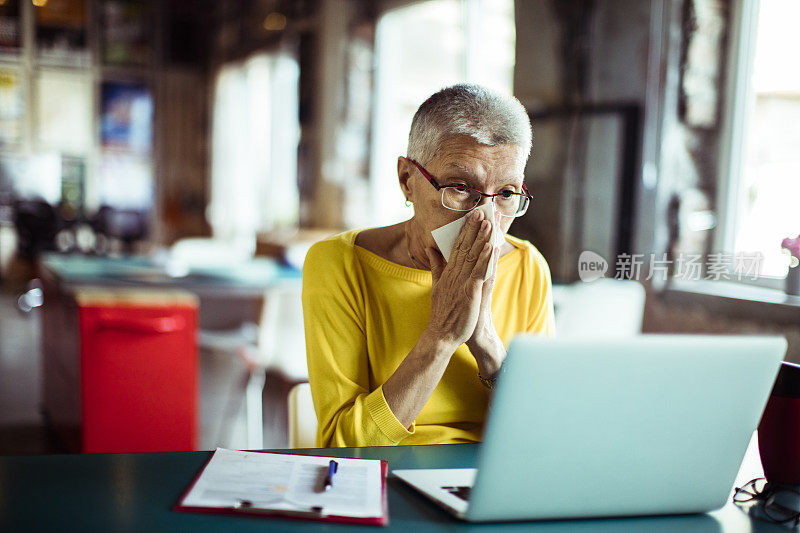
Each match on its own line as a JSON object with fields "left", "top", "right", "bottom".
{"left": 302, "top": 84, "right": 555, "bottom": 448}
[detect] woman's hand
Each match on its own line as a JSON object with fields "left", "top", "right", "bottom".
{"left": 425, "top": 209, "right": 494, "bottom": 349}
{"left": 465, "top": 239, "right": 505, "bottom": 377}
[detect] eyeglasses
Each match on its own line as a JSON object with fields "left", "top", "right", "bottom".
{"left": 734, "top": 477, "right": 800, "bottom": 526}
{"left": 409, "top": 159, "right": 532, "bottom": 218}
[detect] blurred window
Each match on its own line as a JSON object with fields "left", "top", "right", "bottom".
{"left": 34, "top": 70, "right": 92, "bottom": 155}
{"left": 209, "top": 51, "right": 300, "bottom": 244}
{"left": 369, "top": 0, "right": 516, "bottom": 226}
{"left": 725, "top": 0, "right": 800, "bottom": 280}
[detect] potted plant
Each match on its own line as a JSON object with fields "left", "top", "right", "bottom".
{"left": 782, "top": 235, "right": 800, "bottom": 296}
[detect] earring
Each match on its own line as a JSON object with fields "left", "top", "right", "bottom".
{"left": 405, "top": 199, "right": 412, "bottom": 207}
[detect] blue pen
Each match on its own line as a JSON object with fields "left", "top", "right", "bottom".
{"left": 323, "top": 460, "right": 338, "bottom": 491}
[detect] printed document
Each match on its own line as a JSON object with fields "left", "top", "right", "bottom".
{"left": 180, "top": 448, "right": 383, "bottom": 518}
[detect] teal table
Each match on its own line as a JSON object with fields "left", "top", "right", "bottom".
{"left": 0, "top": 444, "right": 784, "bottom": 532}
{"left": 40, "top": 253, "right": 302, "bottom": 296}
{"left": 39, "top": 252, "right": 302, "bottom": 329}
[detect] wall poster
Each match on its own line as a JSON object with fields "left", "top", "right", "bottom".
{"left": 100, "top": 80, "right": 153, "bottom": 154}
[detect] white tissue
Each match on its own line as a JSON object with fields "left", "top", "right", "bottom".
{"left": 430, "top": 202, "right": 503, "bottom": 280}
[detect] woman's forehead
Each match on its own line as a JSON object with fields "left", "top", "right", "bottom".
{"left": 437, "top": 156, "right": 524, "bottom": 185}
{"left": 431, "top": 137, "right": 524, "bottom": 177}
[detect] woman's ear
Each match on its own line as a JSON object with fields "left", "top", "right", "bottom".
{"left": 398, "top": 156, "right": 415, "bottom": 202}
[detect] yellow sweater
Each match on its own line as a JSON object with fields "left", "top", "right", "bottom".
{"left": 302, "top": 229, "right": 555, "bottom": 448}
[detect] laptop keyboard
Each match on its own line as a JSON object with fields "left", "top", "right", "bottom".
{"left": 441, "top": 486, "right": 472, "bottom": 501}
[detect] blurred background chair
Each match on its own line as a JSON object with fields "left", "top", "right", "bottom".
{"left": 552, "top": 278, "right": 646, "bottom": 337}
{"left": 207, "top": 279, "right": 307, "bottom": 450}
{"left": 11, "top": 198, "right": 60, "bottom": 305}
{"left": 13, "top": 198, "right": 60, "bottom": 261}
{"left": 167, "top": 236, "right": 260, "bottom": 448}
{"left": 235, "top": 281, "right": 307, "bottom": 449}
{"left": 166, "top": 236, "right": 309, "bottom": 449}
{"left": 287, "top": 382, "right": 316, "bottom": 449}
{"left": 92, "top": 206, "right": 149, "bottom": 255}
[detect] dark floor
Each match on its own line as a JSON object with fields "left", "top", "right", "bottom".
{"left": 0, "top": 286, "right": 297, "bottom": 456}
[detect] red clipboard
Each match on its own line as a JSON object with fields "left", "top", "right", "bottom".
{"left": 173, "top": 451, "right": 390, "bottom": 526}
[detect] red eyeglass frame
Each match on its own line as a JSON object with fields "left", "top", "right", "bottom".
{"left": 408, "top": 159, "right": 532, "bottom": 213}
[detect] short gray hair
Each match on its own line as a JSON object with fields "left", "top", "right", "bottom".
{"left": 406, "top": 84, "right": 532, "bottom": 167}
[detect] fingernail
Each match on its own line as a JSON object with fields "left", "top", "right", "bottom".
{"left": 481, "top": 220, "right": 489, "bottom": 233}
{"left": 471, "top": 210, "right": 481, "bottom": 221}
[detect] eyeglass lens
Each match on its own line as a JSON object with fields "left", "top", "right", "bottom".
{"left": 765, "top": 489, "right": 800, "bottom": 523}
{"left": 733, "top": 478, "right": 800, "bottom": 525}
{"left": 441, "top": 188, "right": 529, "bottom": 217}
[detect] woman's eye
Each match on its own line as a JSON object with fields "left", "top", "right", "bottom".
{"left": 499, "top": 190, "right": 515, "bottom": 199}
{"left": 453, "top": 186, "right": 469, "bottom": 193}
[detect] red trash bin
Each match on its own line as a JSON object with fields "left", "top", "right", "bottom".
{"left": 43, "top": 287, "right": 199, "bottom": 453}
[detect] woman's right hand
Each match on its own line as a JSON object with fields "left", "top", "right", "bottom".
{"left": 425, "top": 209, "right": 494, "bottom": 348}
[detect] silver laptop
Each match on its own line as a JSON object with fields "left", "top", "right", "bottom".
{"left": 393, "top": 335, "right": 787, "bottom": 522}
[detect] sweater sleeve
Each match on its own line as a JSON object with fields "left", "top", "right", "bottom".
{"left": 302, "top": 238, "right": 414, "bottom": 447}
{"left": 526, "top": 245, "right": 556, "bottom": 337}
